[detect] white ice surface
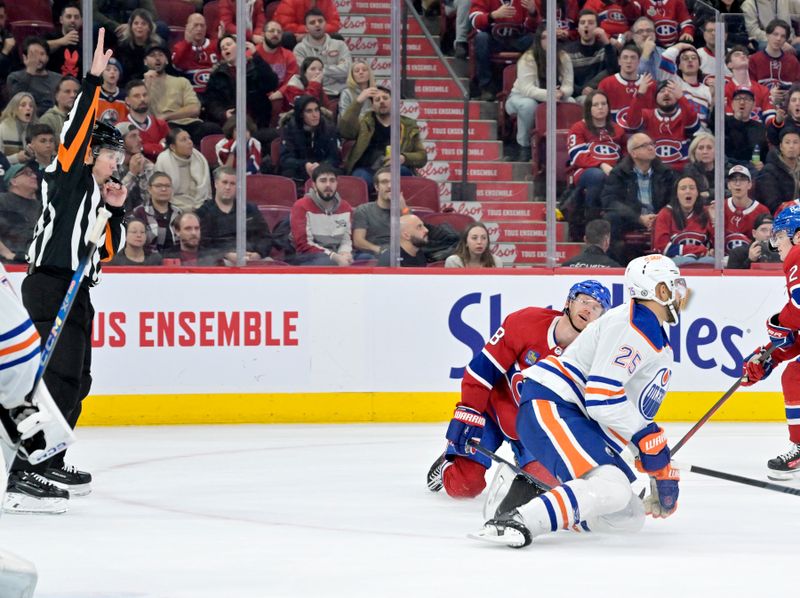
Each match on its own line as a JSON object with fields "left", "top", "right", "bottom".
{"left": 2, "top": 423, "right": 799, "bottom": 598}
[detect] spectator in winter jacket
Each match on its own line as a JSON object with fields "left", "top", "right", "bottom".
{"left": 723, "top": 45, "right": 777, "bottom": 125}
{"left": 565, "top": 10, "right": 618, "bottom": 102}
{"left": 292, "top": 8, "right": 352, "bottom": 97}
{"left": 219, "top": 0, "right": 266, "bottom": 44}
{"left": 259, "top": 21, "right": 299, "bottom": 95}
{"left": 124, "top": 79, "right": 170, "bottom": 162}
{"left": 171, "top": 13, "right": 218, "bottom": 95}
{"left": 469, "top": 0, "right": 538, "bottom": 100}
{"left": 652, "top": 174, "right": 715, "bottom": 265}
{"left": 339, "top": 86, "right": 427, "bottom": 188}
{"left": 600, "top": 132, "right": 676, "bottom": 259}
{"left": 723, "top": 86, "right": 767, "bottom": 170}
{"left": 280, "top": 56, "right": 335, "bottom": 114}
{"left": 726, "top": 212, "right": 782, "bottom": 268}
{"left": 755, "top": 128, "right": 800, "bottom": 214}
{"left": 561, "top": 218, "right": 622, "bottom": 267}
{"left": 203, "top": 34, "right": 280, "bottom": 136}
{"left": 291, "top": 164, "right": 353, "bottom": 266}
{"left": 505, "top": 25, "right": 575, "bottom": 161}
{"left": 275, "top": 0, "right": 341, "bottom": 39}
{"left": 196, "top": 166, "right": 272, "bottom": 262}
{"left": 131, "top": 171, "right": 180, "bottom": 254}
{"left": 154, "top": 128, "right": 213, "bottom": 212}
{"left": 280, "top": 95, "right": 340, "bottom": 188}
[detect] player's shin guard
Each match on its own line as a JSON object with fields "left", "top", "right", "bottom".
{"left": 442, "top": 456, "right": 487, "bottom": 498}
{"left": 0, "top": 551, "right": 37, "bottom": 598}
{"left": 584, "top": 492, "right": 646, "bottom": 534}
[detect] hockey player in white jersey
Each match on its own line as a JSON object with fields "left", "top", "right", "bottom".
{"left": 471, "top": 255, "right": 687, "bottom": 548}
{"left": 0, "top": 263, "right": 77, "bottom": 596}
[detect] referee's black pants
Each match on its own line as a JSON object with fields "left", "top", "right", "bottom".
{"left": 12, "top": 272, "right": 94, "bottom": 473}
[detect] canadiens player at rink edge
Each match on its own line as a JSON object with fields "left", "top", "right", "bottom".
{"left": 741, "top": 204, "right": 800, "bottom": 480}
{"left": 427, "top": 280, "right": 612, "bottom": 501}
{"left": 470, "top": 255, "right": 688, "bottom": 548}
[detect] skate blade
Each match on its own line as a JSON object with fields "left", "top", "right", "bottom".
{"left": 767, "top": 470, "right": 800, "bottom": 481}
{"left": 49, "top": 480, "right": 91, "bottom": 497}
{"left": 467, "top": 525, "right": 528, "bottom": 548}
{"left": 3, "top": 494, "right": 68, "bottom": 515}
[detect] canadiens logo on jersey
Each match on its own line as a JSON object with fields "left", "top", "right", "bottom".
{"left": 639, "top": 368, "right": 671, "bottom": 419}
{"left": 593, "top": 144, "right": 619, "bottom": 158}
{"left": 655, "top": 139, "right": 684, "bottom": 163}
{"left": 654, "top": 19, "right": 677, "bottom": 39}
{"left": 491, "top": 24, "right": 523, "bottom": 37}
{"left": 725, "top": 232, "right": 751, "bottom": 252}
{"left": 524, "top": 349, "right": 541, "bottom": 366}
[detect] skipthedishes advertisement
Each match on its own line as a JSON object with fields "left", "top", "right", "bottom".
{"left": 3, "top": 270, "right": 787, "bottom": 423}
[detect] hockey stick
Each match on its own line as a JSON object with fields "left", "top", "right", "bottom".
{"left": 671, "top": 345, "right": 777, "bottom": 456}
{"left": 467, "top": 440, "right": 552, "bottom": 491}
{"left": 674, "top": 461, "right": 800, "bottom": 497}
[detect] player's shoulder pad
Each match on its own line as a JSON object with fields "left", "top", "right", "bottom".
{"left": 785, "top": 243, "right": 800, "bottom": 272}
{"left": 629, "top": 301, "right": 669, "bottom": 351}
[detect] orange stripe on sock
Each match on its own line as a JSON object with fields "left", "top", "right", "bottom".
{"left": 549, "top": 489, "right": 570, "bottom": 529}
{"left": 585, "top": 386, "right": 624, "bottom": 397}
{"left": 0, "top": 331, "right": 40, "bottom": 357}
{"left": 536, "top": 400, "right": 595, "bottom": 478}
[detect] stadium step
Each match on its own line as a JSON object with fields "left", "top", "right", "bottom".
{"left": 346, "top": 35, "right": 439, "bottom": 57}
{"left": 439, "top": 201, "right": 546, "bottom": 221}
{"left": 492, "top": 243, "right": 584, "bottom": 266}
{"left": 339, "top": 13, "right": 425, "bottom": 35}
{"left": 337, "top": 0, "right": 392, "bottom": 14}
{"left": 401, "top": 99, "right": 497, "bottom": 121}
{"left": 418, "top": 161, "right": 529, "bottom": 183}
{"left": 484, "top": 221, "right": 569, "bottom": 243}
{"left": 418, "top": 120, "right": 497, "bottom": 141}
{"left": 424, "top": 140, "right": 503, "bottom": 162}
{"left": 370, "top": 56, "right": 452, "bottom": 78}
{"left": 447, "top": 181, "right": 534, "bottom": 203}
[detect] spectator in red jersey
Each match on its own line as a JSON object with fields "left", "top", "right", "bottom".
{"left": 469, "top": 0, "right": 538, "bottom": 101}
{"left": 598, "top": 43, "right": 654, "bottom": 126}
{"left": 337, "top": 60, "right": 378, "bottom": 125}
{"left": 291, "top": 164, "right": 354, "bottom": 267}
{"left": 162, "top": 211, "right": 218, "bottom": 266}
{"left": 659, "top": 43, "right": 712, "bottom": 127}
{"left": 755, "top": 128, "right": 800, "bottom": 214}
{"left": 582, "top": 0, "right": 638, "bottom": 39}
{"left": 274, "top": 0, "right": 341, "bottom": 40}
{"left": 726, "top": 212, "right": 781, "bottom": 268}
{"left": 531, "top": 0, "right": 580, "bottom": 40}
{"left": 281, "top": 56, "right": 336, "bottom": 114}
{"left": 632, "top": 0, "right": 694, "bottom": 47}
{"left": 116, "top": 121, "right": 155, "bottom": 213}
{"left": 653, "top": 174, "right": 715, "bottom": 265}
{"left": 131, "top": 172, "right": 180, "bottom": 255}
{"left": 123, "top": 79, "right": 170, "bottom": 162}
{"left": 722, "top": 45, "right": 777, "bottom": 126}
{"left": 504, "top": 24, "right": 574, "bottom": 161}
{"left": 564, "top": 90, "right": 625, "bottom": 237}
{"left": 215, "top": 115, "right": 262, "bottom": 175}
{"left": 97, "top": 58, "right": 128, "bottom": 125}
{"left": 625, "top": 75, "right": 701, "bottom": 170}
{"left": 171, "top": 13, "right": 218, "bottom": 96}
{"left": 219, "top": 0, "right": 266, "bottom": 44}
{"left": 683, "top": 132, "right": 717, "bottom": 203}
{"left": 259, "top": 21, "right": 299, "bottom": 97}
{"left": 769, "top": 83, "right": 800, "bottom": 147}
{"left": 719, "top": 164, "right": 770, "bottom": 253}
{"left": 748, "top": 19, "right": 800, "bottom": 92}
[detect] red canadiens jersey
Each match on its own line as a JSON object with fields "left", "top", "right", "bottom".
{"left": 780, "top": 243, "right": 800, "bottom": 331}
{"left": 458, "top": 307, "right": 565, "bottom": 440}
{"left": 633, "top": 0, "right": 693, "bottom": 46}
{"left": 598, "top": 74, "right": 655, "bottom": 126}
{"left": 469, "top": 0, "right": 538, "bottom": 38}
{"left": 749, "top": 51, "right": 800, "bottom": 91}
{"left": 171, "top": 39, "right": 219, "bottom": 94}
{"left": 653, "top": 207, "right": 714, "bottom": 257}
{"left": 724, "top": 78, "right": 776, "bottom": 124}
{"left": 583, "top": 0, "right": 637, "bottom": 35}
{"left": 725, "top": 197, "right": 770, "bottom": 251}
{"left": 566, "top": 120, "right": 626, "bottom": 185}
{"left": 626, "top": 93, "right": 701, "bottom": 169}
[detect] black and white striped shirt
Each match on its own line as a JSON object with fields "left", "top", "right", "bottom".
{"left": 27, "top": 73, "right": 125, "bottom": 285}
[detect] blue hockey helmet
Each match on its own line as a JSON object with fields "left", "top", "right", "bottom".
{"left": 567, "top": 279, "right": 611, "bottom": 312}
{"left": 772, "top": 204, "right": 800, "bottom": 246}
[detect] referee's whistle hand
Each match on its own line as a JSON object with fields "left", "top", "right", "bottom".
{"left": 102, "top": 181, "right": 127, "bottom": 207}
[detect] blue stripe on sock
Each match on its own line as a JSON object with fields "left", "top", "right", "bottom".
{"left": 541, "top": 494, "right": 558, "bottom": 532}
{"left": 0, "top": 319, "right": 32, "bottom": 342}
{"left": 561, "top": 484, "right": 581, "bottom": 526}
{"left": 0, "top": 346, "right": 40, "bottom": 371}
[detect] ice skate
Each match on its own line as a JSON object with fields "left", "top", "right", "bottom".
{"left": 767, "top": 444, "right": 800, "bottom": 481}
{"left": 4, "top": 471, "right": 68, "bottom": 515}
{"left": 427, "top": 453, "right": 446, "bottom": 492}
{"left": 39, "top": 464, "right": 92, "bottom": 497}
{"left": 468, "top": 510, "right": 532, "bottom": 548}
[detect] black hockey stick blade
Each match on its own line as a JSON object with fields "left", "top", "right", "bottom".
{"left": 467, "top": 440, "right": 552, "bottom": 491}
{"left": 679, "top": 462, "right": 800, "bottom": 497}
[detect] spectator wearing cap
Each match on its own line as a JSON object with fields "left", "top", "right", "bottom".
{"left": 726, "top": 213, "right": 781, "bottom": 269}
{"left": 123, "top": 79, "right": 170, "bottom": 162}
{"left": 723, "top": 84, "right": 768, "bottom": 173}
{"left": 755, "top": 128, "right": 800, "bottom": 214}
{"left": 114, "top": 7, "right": 164, "bottom": 85}
{"left": 7, "top": 37, "right": 62, "bottom": 117}
{"left": 721, "top": 164, "right": 770, "bottom": 253}
{"left": 39, "top": 76, "right": 80, "bottom": 141}
{"left": 561, "top": 219, "right": 622, "bottom": 268}
{"left": 116, "top": 121, "right": 155, "bottom": 213}
{"left": 143, "top": 45, "right": 222, "bottom": 147}
{"left": 625, "top": 76, "right": 701, "bottom": 171}
{"left": 722, "top": 45, "right": 776, "bottom": 126}
{"left": 171, "top": 13, "right": 218, "bottom": 95}
{"left": 97, "top": 58, "right": 128, "bottom": 126}
{"left": 0, "top": 163, "right": 41, "bottom": 263}
{"left": 44, "top": 2, "right": 83, "bottom": 78}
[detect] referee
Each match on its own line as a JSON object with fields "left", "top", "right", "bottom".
{"left": 5, "top": 29, "right": 128, "bottom": 515}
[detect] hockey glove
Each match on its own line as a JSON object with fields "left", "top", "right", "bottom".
{"left": 741, "top": 346, "right": 774, "bottom": 386}
{"left": 767, "top": 314, "right": 795, "bottom": 349}
{"left": 631, "top": 422, "right": 670, "bottom": 473}
{"left": 644, "top": 465, "right": 680, "bottom": 518}
{"left": 445, "top": 406, "right": 486, "bottom": 455}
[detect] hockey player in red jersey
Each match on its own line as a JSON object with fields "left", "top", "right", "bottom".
{"left": 742, "top": 204, "right": 800, "bottom": 480}
{"left": 427, "top": 280, "right": 612, "bottom": 499}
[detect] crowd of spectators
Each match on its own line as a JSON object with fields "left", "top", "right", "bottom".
{"left": 2, "top": 0, "right": 800, "bottom": 269}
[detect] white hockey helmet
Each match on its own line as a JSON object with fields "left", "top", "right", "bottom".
{"left": 624, "top": 255, "right": 688, "bottom": 324}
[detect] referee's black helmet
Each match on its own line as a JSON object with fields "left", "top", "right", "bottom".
{"left": 91, "top": 120, "right": 125, "bottom": 155}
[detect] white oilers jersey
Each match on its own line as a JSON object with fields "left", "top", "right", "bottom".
{"left": 523, "top": 300, "right": 673, "bottom": 442}
{"left": 0, "top": 265, "right": 40, "bottom": 409}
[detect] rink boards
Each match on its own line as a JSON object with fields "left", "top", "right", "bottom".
{"left": 4, "top": 268, "right": 788, "bottom": 425}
